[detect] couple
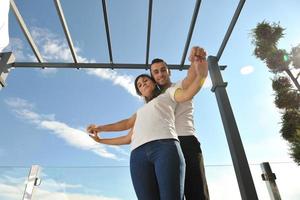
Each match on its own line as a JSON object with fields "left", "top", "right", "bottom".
{"left": 87, "top": 46, "right": 209, "bottom": 200}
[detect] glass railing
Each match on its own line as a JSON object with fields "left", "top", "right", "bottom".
{"left": 1, "top": 162, "right": 299, "bottom": 200}
{"left": 0, "top": 166, "right": 31, "bottom": 200}
{"left": 32, "top": 166, "right": 135, "bottom": 200}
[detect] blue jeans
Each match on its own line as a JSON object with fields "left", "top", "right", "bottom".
{"left": 130, "top": 139, "right": 185, "bottom": 200}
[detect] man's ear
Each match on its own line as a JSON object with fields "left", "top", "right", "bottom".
{"left": 168, "top": 69, "right": 171, "bottom": 76}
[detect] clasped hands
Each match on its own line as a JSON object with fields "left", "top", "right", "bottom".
{"left": 86, "top": 124, "right": 101, "bottom": 141}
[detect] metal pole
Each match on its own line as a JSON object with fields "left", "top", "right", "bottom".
{"left": 54, "top": 0, "right": 78, "bottom": 63}
{"left": 101, "top": 0, "right": 114, "bottom": 64}
{"left": 11, "top": 62, "right": 190, "bottom": 70}
{"left": 145, "top": 0, "right": 153, "bottom": 68}
{"left": 10, "top": 0, "right": 43, "bottom": 63}
{"left": 22, "top": 165, "right": 41, "bottom": 200}
{"left": 0, "top": 52, "right": 15, "bottom": 89}
{"left": 208, "top": 55, "right": 258, "bottom": 200}
{"left": 179, "top": 0, "right": 201, "bottom": 70}
{"left": 216, "top": 0, "right": 246, "bottom": 61}
{"left": 261, "top": 162, "right": 281, "bottom": 200}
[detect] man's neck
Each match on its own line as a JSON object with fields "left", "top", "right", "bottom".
{"left": 160, "top": 82, "right": 172, "bottom": 92}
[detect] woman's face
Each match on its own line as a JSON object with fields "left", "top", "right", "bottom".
{"left": 136, "top": 76, "right": 156, "bottom": 98}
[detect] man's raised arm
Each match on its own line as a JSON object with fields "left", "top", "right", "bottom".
{"left": 181, "top": 46, "right": 206, "bottom": 90}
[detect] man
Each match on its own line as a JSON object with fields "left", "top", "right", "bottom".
{"left": 87, "top": 46, "right": 209, "bottom": 200}
{"left": 149, "top": 50, "right": 209, "bottom": 199}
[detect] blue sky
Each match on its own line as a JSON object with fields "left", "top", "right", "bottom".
{"left": 1, "top": 0, "right": 300, "bottom": 199}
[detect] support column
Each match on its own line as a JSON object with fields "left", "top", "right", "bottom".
{"left": 22, "top": 165, "right": 41, "bottom": 200}
{"left": 261, "top": 162, "right": 281, "bottom": 200}
{"left": 207, "top": 55, "right": 258, "bottom": 199}
{"left": 0, "top": 52, "right": 15, "bottom": 89}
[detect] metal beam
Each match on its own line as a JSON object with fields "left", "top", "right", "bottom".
{"left": 101, "top": 0, "right": 113, "bottom": 64}
{"left": 216, "top": 0, "right": 246, "bottom": 61}
{"left": 11, "top": 62, "right": 190, "bottom": 70}
{"left": 54, "top": 0, "right": 78, "bottom": 63}
{"left": 208, "top": 55, "right": 258, "bottom": 200}
{"left": 145, "top": 0, "right": 153, "bottom": 68}
{"left": 10, "top": 0, "right": 43, "bottom": 63}
{"left": 180, "top": 0, "right": 201, "bottom": 70}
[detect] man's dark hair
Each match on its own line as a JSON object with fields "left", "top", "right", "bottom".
{"left": 150, "top": 58, "right": 170, "bottom": 77}
{"left": 151, "top": 58, "right": 165, "bottom": 65}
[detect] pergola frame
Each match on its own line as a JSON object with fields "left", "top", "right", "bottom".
{"left": 1, "top": 0, "right": 259, "bottom": 199}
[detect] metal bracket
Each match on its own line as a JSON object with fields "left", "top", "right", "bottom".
{"left": 211, "top": 82, "right": 228, "bottom": 92}
{"left": 220, "top": 65, "right": 227, "bottom": 70}
{"left": 261, "top": 173, "right": 277, "bottom": 181}
{"left": 0, "top": 52, "right": 15, "bottom": 89}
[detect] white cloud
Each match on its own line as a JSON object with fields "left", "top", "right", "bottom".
{"left": 240, "top": 65, "right": 254, "bottom": 75}
{"left": 0, "top": 183, "right": 23, "bottom": 200}
{"left": 30, "top": 27, "right": 72, "bottom": 62}
{"left": 85, "top": 69, "right": 139, "bottom": 98}
{"left": 10, "top": 27, "right": 139, "bottom": 98}
{"left": 4, "top": 38, "right": 29, "bottom": 61}
{"left": 4, "top": 97, "right": 125, "bottom": 160}
{"left": 4, "top": 97, "right": 34, "bottom": 109}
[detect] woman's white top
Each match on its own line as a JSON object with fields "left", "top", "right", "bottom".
{"left": 131, "top": 84, "right": 181, "bottom": 150}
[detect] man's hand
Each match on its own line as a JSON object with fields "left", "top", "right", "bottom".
{"left": 189, "top": 46, "right": 208, "bottom": 79}
{"left": 189, "top": 46, "right": 206, "bottom": 63}
{"left": 193, "top": 57, "right": 208, "bottom": 79}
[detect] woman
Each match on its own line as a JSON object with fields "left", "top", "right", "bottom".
{"left": 88, "top": 55, "right": 207, "bottom": 200}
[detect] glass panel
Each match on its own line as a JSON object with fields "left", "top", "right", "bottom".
{"left": 32, "top": 166, "right": 135, "bottom": 200}
{"left": 0, "top": 166, "right": 31, "bottom": 200}
{"left": 1, "top": 163, "right": 299, "bottom": 200}
{"left": 205, "top": 163, "right": 300, "bottom": 200}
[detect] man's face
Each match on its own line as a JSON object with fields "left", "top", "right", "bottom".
{"left": 150, "top": 62, "right": 171, "bottom": 87}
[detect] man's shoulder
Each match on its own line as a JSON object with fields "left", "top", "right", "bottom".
{"left": 172, "top": 80, "right": 183, "bottom": 88}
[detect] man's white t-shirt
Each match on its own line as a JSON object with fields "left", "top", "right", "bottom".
{"left": 131, "top": 84, "right": 181, "bottom": 150}
{"left": 173, "top": 82, "right": 196, "bottom": 137}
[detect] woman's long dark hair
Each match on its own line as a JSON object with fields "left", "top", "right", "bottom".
{"left": 134, "top": 74, "right": 161, "bottom": 103}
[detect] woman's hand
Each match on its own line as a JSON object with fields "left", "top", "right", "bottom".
{"left": 88, "top": 131, "right": 101, "bottom": 142}
{"left": 86, "top": 124, "right": 101, "bottom": 142}
{"left": 87, "top": 124, "right": 100, "bottom": 134}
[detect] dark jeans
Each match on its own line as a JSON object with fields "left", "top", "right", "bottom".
{"left": 130, "top": 139, "right": 185, "bottom": 200}
{"left": 179, "top": 135, "right": 210, "bottom": 200}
